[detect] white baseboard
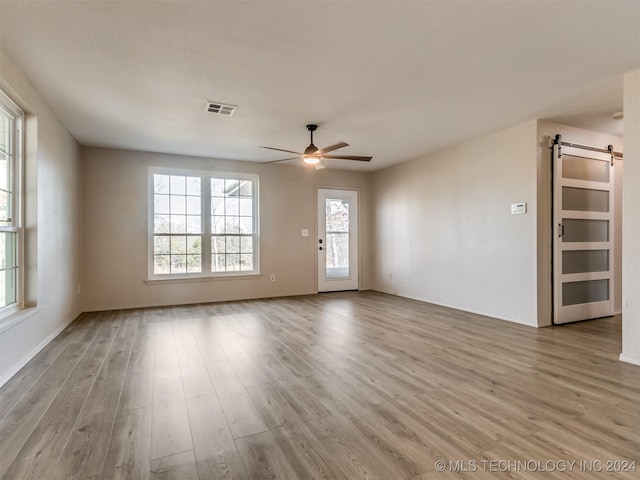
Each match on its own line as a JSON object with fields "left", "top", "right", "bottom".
{"left": 619, "top": 353, "right": 640, "bottom": 367}
{"left": 0, "top": 313, "right": 77, "bottom": 388}
{"left": 375, "top": 289, "right": 539, "bottom": 328}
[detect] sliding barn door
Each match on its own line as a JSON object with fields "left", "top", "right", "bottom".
{"left": 553, "top": 143, "right": 614, "bottom": 324}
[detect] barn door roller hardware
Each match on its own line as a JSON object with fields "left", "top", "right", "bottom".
{"left": 552, "top": 134, "right": 622, "bottom": 166}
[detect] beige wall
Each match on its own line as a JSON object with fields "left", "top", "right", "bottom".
{"left": 1, "top": 45, "right": 635, "bottom": 386}
{"left": 0, "top": 49, "right": 82, "bottom": 385}
{"left": 370, "top": 119, "right": 624, "bottom": 329}
{"left": 371, "top": 120, "right": 540, "bottom": 326}
{"left": 536, "top": 121, "right": 624, "bottom": 326}
{"left": 81, "top": 147, "right": 372, "bottom": 311}
{"left": 621, "top": 69, "right": 640, "bottom": 365}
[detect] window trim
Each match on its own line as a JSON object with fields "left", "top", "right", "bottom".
{"left": 147, "top": 166, "right": 260, "bottom": 281}
{"left": 0, "top": 89, "right": 24, "bottom": 317}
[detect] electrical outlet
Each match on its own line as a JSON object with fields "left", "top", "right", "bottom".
{"left": 77, "top": 284, "right": 81, "bottom": 295}
{"left": 405, "top": 274, "right": 410, "bottom": 282}
{"left": 388, "top": 272, "right": 392, "bottom": 280}
{"left": 270, "top": 274, "right": 276, "bottom": 282}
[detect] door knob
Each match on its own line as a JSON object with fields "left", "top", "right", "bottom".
{"left": 319, "top": 247, "right": 323, "bottom": 251}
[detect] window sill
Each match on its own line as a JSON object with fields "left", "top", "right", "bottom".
{"left": 0, "top": 306, "right": 41, "bottom": 335}
{"left": 145, "top": 273, "right": 263, "bottom": 285}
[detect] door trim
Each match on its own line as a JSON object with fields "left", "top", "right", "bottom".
{"left": 316, "top": 187, "right": 360, "bottom": 292}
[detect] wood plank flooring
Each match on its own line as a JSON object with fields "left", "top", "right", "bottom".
{"left": 1, "top": 291, "right": 638, "bottom": 479}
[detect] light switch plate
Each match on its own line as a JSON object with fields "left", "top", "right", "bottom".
{"left": 301, "top": 229, "right": 309, "bottom": 237}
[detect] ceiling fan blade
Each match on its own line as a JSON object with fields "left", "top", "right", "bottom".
{"left": 322, "top": 154, "right": 372, "bottom": 162}
{"left": 263, "top": 157, "right": 300, "bottom": 164}
{"left": 260, "top": 146, "right": 304, "bottom": 156}
{"left": 316, "top": 141, "right": 349, "bottom": 155}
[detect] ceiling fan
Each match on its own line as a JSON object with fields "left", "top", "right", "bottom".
{"left": 260, "top": 124, "right": 372, "bottom": 168}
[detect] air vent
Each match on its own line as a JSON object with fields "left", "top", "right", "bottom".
{"left": 205, "top": 101, "right": 237, "bottom": 116}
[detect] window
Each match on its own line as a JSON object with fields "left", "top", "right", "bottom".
{"left": 152, "top": 174, "right": 203, "bottom": 275}
{"left": 149, "top": 168, "right": 259, "bottom": 279}
{"left": 210, "top": 177, "right": 256, "bottom": 273}
{"left": 0, "top": 91, "right": 23, "bottom": 312}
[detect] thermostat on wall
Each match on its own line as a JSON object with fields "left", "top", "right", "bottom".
{"left": 511, "top": 202, "right": 527, "bottom": 215}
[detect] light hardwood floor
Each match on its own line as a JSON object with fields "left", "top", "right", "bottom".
{"left": 0, "top": 291, "right": 638, "bottom": 479}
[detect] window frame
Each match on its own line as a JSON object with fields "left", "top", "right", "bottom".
{"left": 148, "top": 167, "right": 260, "bottom": 280}
{"left": 0, "top": 89, "right": 25, "bottom": 316}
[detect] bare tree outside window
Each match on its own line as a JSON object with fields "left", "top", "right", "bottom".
{"left": 325, "top": 198, "right": 349, "bottom": 278}
{"left": 150, "top": 170, "right": 258, "bottom": 278}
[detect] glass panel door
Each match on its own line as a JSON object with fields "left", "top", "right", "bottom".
{"left": 553, "top": 143, "right": 614, "bottom": 324}
{"left": 317, "top": 189, "right": 358, "bottom": 292}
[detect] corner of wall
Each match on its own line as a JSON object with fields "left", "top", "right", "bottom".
{"left": 371, "top": 120, "right": 540, "bottom": 327}
{"left": 535, "top": 120, "right": 553, "bottom": 327}
{"left": 0, "top": 47, "right": 83, "bottom": 386}
{"left": 621, "top": 68, "right": 640, "bottom": 364}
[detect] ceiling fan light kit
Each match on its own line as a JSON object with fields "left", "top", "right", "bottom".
{"left": 261, "top": 124, "right": 372, "bottom": 168}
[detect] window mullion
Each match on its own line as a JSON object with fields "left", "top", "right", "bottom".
{"left": 202, "top": 174, "right": 211, "bottom": 274}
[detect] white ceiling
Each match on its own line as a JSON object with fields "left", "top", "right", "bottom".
{"left": 0, "top": 1, "right": 638, "bottom": 171}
